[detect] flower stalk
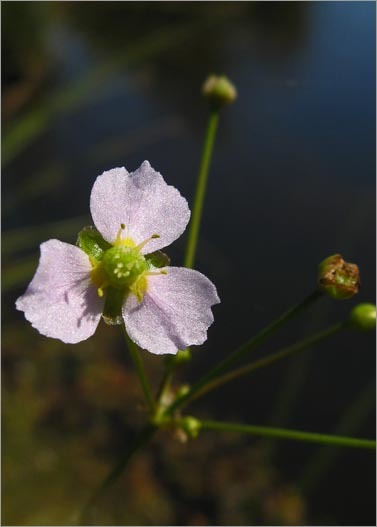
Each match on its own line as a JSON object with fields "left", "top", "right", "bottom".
{"left": 176, "top": 322, "right": 345, "bottom": 408}
{"left": 184, "top": 74, "right": 236, "bottom": 269}
{"left": 184, "top": 109, "right": 219, "bottom": 269}
{"left": 159, "top": 79, "right": 227, "bottom": 398}
{"left": 122, "top": 325, "right": 155, "bottom": 414}
{"left": 165, "top": 289, "right": 323, "bottom": 415}
{"left": 155, "top": 358, "right": 175, "bottom": 408}
{"left": 198, "top": 420, "right": 376, "bottom": 450}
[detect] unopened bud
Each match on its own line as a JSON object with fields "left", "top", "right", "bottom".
{"left": 179, "top": 416, "right": 201, "bottom": 439}
{"left": 202, "top": 75, "right": 237, "bottom": 109}
{"left": 175, "top": 384, "right": 190, "bottom": 400}
{"left": 318, "top": 254, "right": 360, "bottom": 300}
{"left": 349, "top": 303, "right": 376, "bottom": 331}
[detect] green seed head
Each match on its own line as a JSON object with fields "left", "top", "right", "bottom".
{"left": 202, "top": 75, "right": 237, "bottom": 109}
{"left": 318, "top": 254, "right": 360, "bottom": 300}
{"left": 102, "top": 246, "right": 148, "bottom": 289}
{"left": 349, "top": 303, "right": 376, "bottom": 331}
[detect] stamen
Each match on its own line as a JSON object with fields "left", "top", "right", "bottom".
{"left": 97, "top": 287, "right": 104, "bottom": 297}
{"left": 146, "top": 270, "right": 168, "bottom": 276}
{"left": 136, "top": 233, "right": 160, "bottom": 251}
{"left": 115, "top": 223, "right": 126, "bottom": 244}
{"left": 130, "top": 274, "right": 148, "bottom": 303}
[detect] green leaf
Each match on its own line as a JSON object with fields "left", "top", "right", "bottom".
{"left": 76, "top": 226, "right": 111, "bottom": 263}
{"left": 145, "top": 250, "right": 170, "bottom": 269}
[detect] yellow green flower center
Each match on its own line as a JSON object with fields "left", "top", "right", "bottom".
{"left": 102, "top": 246, "right": 148, "bottom": 289}
{"left": 89, "top": 225, "right": 166, "bottom": 303}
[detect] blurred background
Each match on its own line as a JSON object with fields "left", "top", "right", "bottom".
{"left": 2, "top": 2, "right": 376, "bottom": 525}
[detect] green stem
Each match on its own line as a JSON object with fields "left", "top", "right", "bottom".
{"left": 184, "top": 109, "right": 219, "bottom": 269}
{"left": 155, "top": 358, "right": 174, "bottom": 406}
{"left": 299, "top": 380, "right": 376, "bottom": 492}
{"left": 166, "top": 290, "right": 323, "bottom": 415}
{"left": 156, "top": 109, "right": 220, "bottom": 410}
{"left": 199, "top": 420, "right": 376, "bottom": 450}
{"left": 184, "top": 323, "right": 345, "bottom": 405}
{"left": 122, "top": 325, "right": 155, "bottom": 414}
{"left": 78, "top": 424, "right": 157, "bottom": 524}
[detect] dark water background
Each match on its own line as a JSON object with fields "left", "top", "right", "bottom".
{"left": 2, "top": 2, "right": 376, "bottom": 525}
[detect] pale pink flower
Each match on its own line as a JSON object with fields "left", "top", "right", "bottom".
{"left": 16, "top": 161, "right": 220, "bottom": 355}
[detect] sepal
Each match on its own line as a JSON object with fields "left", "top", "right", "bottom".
{"left": 77, "top": 226, "right": 111, "bottom": 264}
{"left": 145, "top": 250, "right": 171, "bottom": 269}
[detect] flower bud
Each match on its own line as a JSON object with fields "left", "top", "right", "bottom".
{"left": 202, "top": 75, "right": 237, "bottom": 109}
{"left": 318, "top": 254, "right": 360, "bottom": 300}
{"left": 175, "top": 383, "right": 190, "bottom": 400}
{"left": 179, "top": 416, "right": 201, "bottom": 440}
{"left": 349, "top": 303, "right": 376, "bottom": 331}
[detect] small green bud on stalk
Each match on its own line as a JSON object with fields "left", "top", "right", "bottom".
{"left": 202, "top": 75, "right": 237, "bottom": 110}
{"left": 175, "top": 384, "right": 191, "bottom": 400}
{"left": 318, "top": 254, "right": 360, "bottom": 300}
{"left": 178, "top": 416, "right": 202, "bottom": 440}
{"left": 349, "top": 303, "right": 376, "bottom": 331}
{"left": 158, "top": 388, "right": 175, "bottom": 411}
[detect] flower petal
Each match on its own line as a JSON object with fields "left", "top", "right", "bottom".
{"left": 123, "top": 267, "right": 220, "bottom": 355}
{"left": 90, "top": 161, "right": 190, "bottom": 252}
{"left": 16, "top": 240, "right": 104, "bottom": 344}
